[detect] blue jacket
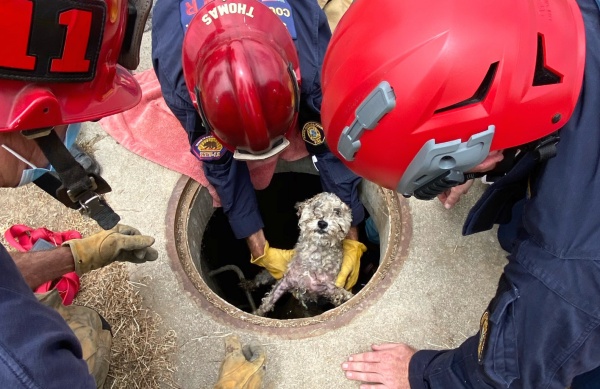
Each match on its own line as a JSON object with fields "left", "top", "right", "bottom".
{"left": 409, "top": 0, "right": 600, "bottom": 387}
{"left": 152, "top": 0, "right": 364, "bottom": 239}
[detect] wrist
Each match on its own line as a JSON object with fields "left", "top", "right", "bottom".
{"left": 62, "top": 239, "right": 88, "bottom": 275}
{"left": 11, "top": 246, "right": 76, "bottom": 290}
{"left": 345, "top": 226, "right": 359, "bottom": 241}
{"left": 246, "top": 230, "right": 266, "bottom": 258}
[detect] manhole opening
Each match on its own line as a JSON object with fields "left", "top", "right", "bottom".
{"left": 169, "top": 162, "right": 410, "bottom": 333}
{"left": 200, "top": 172, "right": 381, "bottom": 319}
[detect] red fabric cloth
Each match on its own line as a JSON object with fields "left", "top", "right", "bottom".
{"left": 98, "top": 69, "right": 309, "bottom": 205}
{"left": 4, "top": 225, "right": 81, "bottom": 305}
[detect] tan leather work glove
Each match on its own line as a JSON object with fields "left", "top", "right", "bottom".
{"left": 250, "top": 240, "right": 294, "bottom": 279}
{"left": 323, "top": 0, "right": 353, "bottom": 33}
{"left": 214, "top": 335, "right": 266, "bottom": 389}
{"left": 335, "top": 239, "right": 367, "bottom": 290}
{"left": 63, "top": 224, "right": 158, "bottom": 275}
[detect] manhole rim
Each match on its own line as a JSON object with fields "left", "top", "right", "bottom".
{"left": 165, "top": 175, "right": 412, "bottom": 338}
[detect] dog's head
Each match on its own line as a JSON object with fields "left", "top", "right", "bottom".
{"left": 296, "top": 192, "right": 352, "bottom": 244}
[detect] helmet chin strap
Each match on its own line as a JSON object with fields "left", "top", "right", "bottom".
{"left": 21, "top": 127, "right": 120, "bottom": 230}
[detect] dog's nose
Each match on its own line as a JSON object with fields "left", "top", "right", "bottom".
{"left": 318, "top": 220, "right": 328, "bottom": 229}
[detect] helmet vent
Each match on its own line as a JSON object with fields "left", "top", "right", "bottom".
{"left": 434, "top": 62, "right": 498, "bottom": 114}
{"left": 533, "top": 33, "right": 562, "bottom": 86}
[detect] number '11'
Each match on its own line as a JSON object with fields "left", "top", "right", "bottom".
{"left": 0, "top": 0, "right": 93, "bottom": 73}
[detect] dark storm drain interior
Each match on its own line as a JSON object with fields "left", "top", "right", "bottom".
{"left": 201, "top": 173, "right": 381, "bottom": 319}
{"left": 167, "top": 164, "right": 411, "bottom": 336}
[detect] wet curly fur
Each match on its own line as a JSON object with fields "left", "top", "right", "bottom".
{"left": 249, "top": 192, "right": 354, "bottom": 316}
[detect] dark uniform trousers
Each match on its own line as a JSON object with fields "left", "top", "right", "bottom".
{"left": 0, "top": 245, "right": 95, "bottom": 388}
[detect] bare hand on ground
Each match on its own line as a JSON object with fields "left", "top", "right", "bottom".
{"left": 342, "top": 343, "right": 416, "bottom": 389}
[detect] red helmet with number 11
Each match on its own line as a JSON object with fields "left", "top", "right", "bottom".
{"left": 0, "top": 0, "right": 141, "bottom": 132}
{"left": 321, "top": 0, "right": 585, "bottom": 199}
{"left": 0, "top": 0, "right": 145, "bottom": 230}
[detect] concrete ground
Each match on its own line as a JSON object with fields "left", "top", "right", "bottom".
{"left": 76, "top": 22, "right": 509, "bottom": 389}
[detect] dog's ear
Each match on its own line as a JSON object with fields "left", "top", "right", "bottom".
{"left": 296, "top": 195, "right": 316, "bottom": 217}
{"left": 295, "top": 200, "right": 305, "bottom": 217}
{"left": 342, "top": 201, "right": 351, "bottom": 213}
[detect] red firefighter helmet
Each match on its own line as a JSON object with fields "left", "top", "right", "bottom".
{"left": 182, "top": 0, "right": 301, "bottom": 160}
{"left": 0, "top": 0, "right": 141, "bottom": 132}
{"left": 321, "top": 0, "right": 585, "bottom": 198}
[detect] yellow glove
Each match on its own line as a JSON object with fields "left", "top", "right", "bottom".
{"left": 335, "top": 239, "right": 367, "bottom": 290}
{"left": 214, "top": 335, "right": 266, "bottom": 389}
{"left": 63, "top": 224, "right": 158, "bottom": 275}
{"left": 250, "top": 240, "right": 294, "bottom": 279}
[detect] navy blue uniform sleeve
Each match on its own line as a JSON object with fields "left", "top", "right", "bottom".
{"left": 151, "top": 0, "right": 262, "bottom": 239}
{"left": 408, "top": 338, "right": 488, "bottom": 389}
{"left": 290, "top": 0, "right": 330, "bottom": 114}
{"left": 314, "top": 152, "right": 364, "bottom": 226}
{"left": 202, "top": 154, "right": 264, "bottom": 239}
{"left": 0, "top": 245, "right": 95, "bottom": 389}
{"left": 290, "top": 0, "right": 365, "bottom": 226}
{"left": 150, "top": 0, "right": 200, "bottom": 144}
{"left": 522, "top": 0, "right": 600, "bottom": 260}
{"left": 408, "top": 242, "right": 600, "bottom": 389}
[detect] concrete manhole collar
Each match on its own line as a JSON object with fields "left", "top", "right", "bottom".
{"left": 166, "top": 175, "right": 412, "bottom": 338}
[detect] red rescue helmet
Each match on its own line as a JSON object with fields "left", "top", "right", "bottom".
{"left": 321, "top": 0, "right": 585, "bottom": 198}
{"left": 182, "top": 0, "right": 301, "bottom": 160}
{"left": 0, "top": 0, "right": 141, "bottom": 132}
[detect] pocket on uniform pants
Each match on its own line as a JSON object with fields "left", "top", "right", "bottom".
{"left": 479, "top": 274, "right": 521, "bottom": 387}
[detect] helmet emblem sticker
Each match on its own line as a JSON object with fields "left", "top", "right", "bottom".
{"left": 191, "top": 135, "right": 226, "bottom": 161}
{"left": 302, "top": 121, "right": 325, "bottom": 146}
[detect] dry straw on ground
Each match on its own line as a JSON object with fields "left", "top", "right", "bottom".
{"left": 0, "top": 184, "right": 179, "bottom": 389}
{"left": 76, "top": 264, "right": 179, "bottom": 389}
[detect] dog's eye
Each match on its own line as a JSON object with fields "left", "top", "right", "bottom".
{"left": 334, "top": 208, "right": 341, "bottom": 217}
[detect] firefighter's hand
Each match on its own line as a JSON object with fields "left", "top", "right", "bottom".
{"left": 214, "top": 335, "right": 266, "bottom": 389}
{"left": 336, "top": 239, "right": 367, "bottom": 290}
{"left": 250, "top": 240, "right": 294, "bottom": 279}
{"left": 437, "top": 179, "right": 475, "bottom": 210}
{"left": 63, "top": 224, "right": 158, "bottom": 275}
